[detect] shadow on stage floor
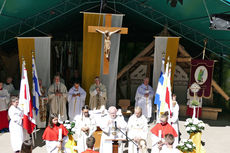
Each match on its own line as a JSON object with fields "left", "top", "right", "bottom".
{"left": 32, "top": 128, "right": 45, "bottom": 149}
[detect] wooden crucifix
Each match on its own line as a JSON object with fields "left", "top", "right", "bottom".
{"left": 88, "top": 14, "right": 128, "bottom": 74}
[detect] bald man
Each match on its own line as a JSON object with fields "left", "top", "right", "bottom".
{"left": 99, "top": 106, "right": 127, "bottom": 153}
{"left": 135, "top": 77, "right": 154, "bottom": 121}
{"left": 127, "top": 107, "right": 148, "bottom": 153}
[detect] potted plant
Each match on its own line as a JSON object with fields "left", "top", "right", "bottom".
{"left": 177, "top": 139, "right": 196, "bottom": 153}
{"left": 185, "top": 118, "right": 205, "bottom": 153}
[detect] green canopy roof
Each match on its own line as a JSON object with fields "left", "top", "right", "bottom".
{"left": 0, "top": 0, "right": 230, "bottom": 57}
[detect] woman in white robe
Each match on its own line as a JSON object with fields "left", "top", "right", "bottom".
{"left": 8, "top": 97, "right": 24, "bottom": 152}
{"left": 171, "top": 94, "right": 179, "bottom": 147}
{"left": 74, "top": 106, "right": 96, "bottom": 153}
{"left": 68, "top": 82, "right": 86, "bottom": 121}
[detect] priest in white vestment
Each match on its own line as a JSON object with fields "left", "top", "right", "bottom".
{"left": 68, "top": 81, "right": 86, "bottom": 121}
{"left": 48, "top": 75, "right": 68, "bottom": 122}
{"left": 127, "top": 106, "right": 148, "bottom": 153}
{"left": 74, "top": 105, "right": 96, "bottom": 153}
{"left": 89, "top": 77, "right": 107, "bottom": 111}
{"left": 135, "top": 77, "right": 154, "bottom": 121}
{"left": 171, "top": 94, "right": 179, "bottom": 146}
{"left": 8, "top": 97, "right": 24, "bottom": 152}
{"left": 99, "top": 106, "right": 127, "bottom": 153}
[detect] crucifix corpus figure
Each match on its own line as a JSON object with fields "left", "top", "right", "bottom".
{"left": 96, "top": 29, "right": 121, "bottom": 61}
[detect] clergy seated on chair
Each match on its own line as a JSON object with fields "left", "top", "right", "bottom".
{"left": 68, "top": 80, "right": 86, "bottom": 121}
{"left": 74, "top": 105, "right": 96, "bottom": 153}
{"left": 160, "top": 134, "right": 180, "bottom": 153}
{"left": 48, "top": 75, "right": 68, "bottom": 122}
{"left": 135, "top": 77, "right": 154, "bottom": 122}
{"left": 3, "top": 76, "right": 15, "bottom": 95}
{"left": 127, "top": 106, "right": 148, "bottom": 153}
{"left": 89, "top": 76, "right": 107, "bottom": 111}
{"left": 82, "top": 136, "right": 99, "bottom": 153}
{"left": 150, "top": 111, "right": 178, "bottom": 153}
{"left": 0, "top": 81, "right": 10, "bottom": 132}
{"left": 99, "top": 106, "right": 127, "bottom": 153}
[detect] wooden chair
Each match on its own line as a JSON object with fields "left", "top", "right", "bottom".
{"left": 118, "top": 99, "right": 130, "bottom": 111}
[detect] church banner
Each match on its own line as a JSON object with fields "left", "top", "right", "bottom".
{"left": 17, "top": 37, "right": 51, "bottom": 89}
{"left": 189, "top": 59, "right": 214, "bottom": 98}
{"left": 82, "top": 12, "right": 124, "bottom": 106}
{"left": 152, "top": 37, "right": 180, "bottom": 94}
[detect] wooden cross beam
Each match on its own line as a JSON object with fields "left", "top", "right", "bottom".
{"left": 88, "top": 14, "right": 128, "bottom": 34}
{"left": 88, "top": 14, "right": 128, "bottom": 74}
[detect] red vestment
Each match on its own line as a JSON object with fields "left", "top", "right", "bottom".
{"left": 186, "top": 106, "right": 202, "bottom": 118}
{"left": 42, "top": 124, "right": 68, "bottom": 141}
{"left": 82, "top": 149, "right": 99, "bottom": 153}
{"left": 0, "top": 110, "right": 9, "bottom": 130}
{"left": 150, "top": 122, "right": 178, "bottom": 138}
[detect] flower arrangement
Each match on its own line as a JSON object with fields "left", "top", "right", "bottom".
{"left": 177, "top": 139, "right": 196, "bottom": 153}
{"left": 63, "top": 120, "right": 76, "bottom": 135}
{"left": 185, "top": 118, "right": 205, "bottom": 134}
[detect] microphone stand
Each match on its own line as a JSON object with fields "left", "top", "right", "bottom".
{"left": 115, "top": 121, "right": 140, "bottom": 153}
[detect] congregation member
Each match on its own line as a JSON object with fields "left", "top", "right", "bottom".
{"left": 74, "top": 105, "right": 96, "bottom": 153}
{"left": 150, "top": 111, "right": 178, "bottom": 153}
{"left": 48, "top": 75, "right": 68, "bottom": 122}
{"left": 171, "top": 94, "right": 179, "bottom": 145}
{"left": 3, "top": 76, "right": 15, "bottom": 95}
{"left": 160, "top": 134, "right": 180, "bottom": 153}
{"left": 135, "top": 77, "right": 154, "bottom": 121}
{"left": 99, "top": 106, "right": 127, "bottom": 153}
{"left": 8, "top": 96, "right": 24, "bottom": 153}
{"left": 127, "top": 106, "right": 148, "bottom": 153}
{"left": 68, "top": 80, "right": 86, "bottom": 121}
{"left": 42, "top": 113, "right": 69, "bottom": 153}
{"left": 82, "top": 136, "right": 99, "bottom": 153}
{"left": 89, "top": 77, "right": 107, "bottom": 111}
{"left": 0, "top": 81, "right": 10, "bottom": 132}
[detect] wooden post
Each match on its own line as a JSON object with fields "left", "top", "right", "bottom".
{"left": 127, "top": 71, "right": 131, "bottom": 99}
{"left": 112, "top": 140, "right": 119, "bottom": 153}
{"left": 147, "top": 63, "right": 151, "bottom": 78}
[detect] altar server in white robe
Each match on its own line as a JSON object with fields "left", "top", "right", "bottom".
{"left": 135, "top": 77, "right": 154, "bottom": 121}
{"left": 68, "top": 81, "right": 86, "bottom": 121}
{"left": 8, "top": 96, "right": 24, "bottom": 152}
{"left": 99, "top": 106, "right": 127, "bottom": 153}
{"left": 74, "top": 105, "right": 96, "bottom": 153}
{"left": 171, "top": 94, "right": 179, "bottom": 146}
{"left": 127, "top": 106, "right": 148, "bottom": 153}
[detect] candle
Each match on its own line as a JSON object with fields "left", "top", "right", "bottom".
{"left": 58, "top": 128, "right": 62, "bottom": 141}
{"left": 158, "top": 130, "right": 162, "bottom": 140}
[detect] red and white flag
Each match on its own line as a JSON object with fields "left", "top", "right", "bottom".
{"left": 19, "top": 60, "right": 36, "bottom": 134}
